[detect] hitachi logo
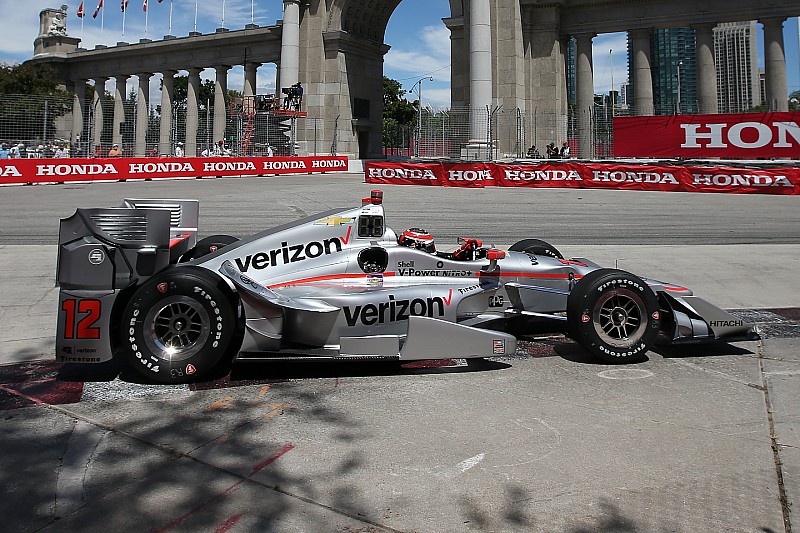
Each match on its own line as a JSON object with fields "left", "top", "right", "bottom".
{"left": 709, "top": 320, "right": 745, "bottom": 328}
{"left": 344, "top": 293, "right": 451, "bottom": 327}
{"left": 681, "top": 121, "right": 800, "bottom": 149}
{"left": 234, "top": 238, "right": 343, "bottom": 272}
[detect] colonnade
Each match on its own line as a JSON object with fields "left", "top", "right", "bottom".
{"left": 67, "top": 0, "right": 301, "bottom": 157}
{"left": 568, "top": 16, "right": 792, "bottom": 158}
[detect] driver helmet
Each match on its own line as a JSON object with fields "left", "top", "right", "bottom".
{"left": 399, "top": 228, "right": 436, "bottom": 253}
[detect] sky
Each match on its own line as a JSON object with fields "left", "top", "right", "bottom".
{"left": 1, "top": 0, "right": 799, "bottom": 108}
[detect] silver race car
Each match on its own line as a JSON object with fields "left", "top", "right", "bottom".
{"left": 56, "top": 190, "right": 757, "bottom": 383}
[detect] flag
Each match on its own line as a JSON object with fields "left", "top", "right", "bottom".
{"left": 77, "top": 1, "right": 85, "bottom": 17}
{"left": 121, "top": 0, "right": 128, "bottom": 11}
{"left": 92, "top": 0, "right": 103, "bottom": 18}
{"left": 142, "top": 0, "right": 147, "bottom": 11}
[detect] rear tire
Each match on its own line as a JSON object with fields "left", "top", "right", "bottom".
{"left": 566, "top": 269, "right": 660, "bottom": 364}
{"left": 509, "top": 238, "right": 564, "bottom": 259}
{"left": 120, "top": 267, "right": 241, "bottom": 383}
{"left": 180, "top": 235, "right": 239, "bottom": 262}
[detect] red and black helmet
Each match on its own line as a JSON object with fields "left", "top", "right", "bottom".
{"left": 399, "top": 228, "right": 436, "bottom": 253}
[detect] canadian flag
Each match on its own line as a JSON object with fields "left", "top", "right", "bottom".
{"left": 142, "top": 0, "right": 147, "bottom": 11}
{"left": 92, "top": 0, "right": 103, "bottom": 18}
{"left": 77, "top": 1, "right": 85, "bottom": 18}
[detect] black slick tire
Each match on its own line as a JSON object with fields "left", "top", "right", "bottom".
{"left": 120, "top": 267, "right": 240, "bottom": 383}
{"left": 509, "top": 238, "right": 564, "bottom": 259}
{"left": 566, "top": 268, "right": 660, "bottom": 364}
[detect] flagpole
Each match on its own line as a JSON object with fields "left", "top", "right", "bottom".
{"left": 122, "top": 2, "right": 126, "bottom": 38}
{"left": 222, "top": 0, "right": 226, "bottom": 29}
{"left": 144, "top": 0, "right": 148, "bottom": 38}
{"left": 251, "top": 0, "right": 254, "bottom": 25}
{"left": 193, "top": 0, "right": 198, "bottom": 33}
{"left": 100, "top": 3, "right": 104, "bottom": 44}
{"left": 169, "top": 0, "right": 173, "bottom": 35}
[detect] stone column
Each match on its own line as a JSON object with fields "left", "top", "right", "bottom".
{"left": 693, "top": 23, "right": 718, "bottom": 114}
{"left": 213, "top": 65, "right": 229, "bottom": 146}
{"left": 135, "top": 73, "right": 151, "bottom": 157}
{"left": 630, "top": 28, "right": 654, "bottom": 116}
{"left": 575, "top": 33, "right": 594, "bottom": 159}
{"left": 71, "top": 81, "right": 86, "bottom": 153}
{"left": 244, "top": 62, "right": 259, "bottom": 98}
{"left": 92, "top": 77, "right": 107, "bottom": 150}
{"left": 279, "top": 0, "right": 300, "bottom": 90}
{"left": 113, "top": 75, "right": 127, "bottom": 148}
{"left": 761, "top": 17, "right": 788, "bottom": 112}
{"left": 186, "top": 68, "right": 201, "bottom": 157}
{"left": 469, "top": 0, "right": 492, "bottom": 144}
{"left": 159, "top": 70, "right": 176, "bottom": 157}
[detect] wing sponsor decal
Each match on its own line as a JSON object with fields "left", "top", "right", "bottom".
{"left": 234, "top": 238, "right": 344, "bottom": 273}
{"left": 344, "top": 291, "right": 452, "bottom": 327}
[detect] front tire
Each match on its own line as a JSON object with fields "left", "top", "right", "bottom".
{"left": 566, "top": 269, "right": 660, "bottom": 364}
{"left": 120, "top": 267, "right": 241, "bottom": 383}
{"left": 509, "top": 238, "right": 564, "bottom": 259}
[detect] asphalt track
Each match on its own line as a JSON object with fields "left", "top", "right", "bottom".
{"left": 0, "top": 173, "right": 798, "bottom": 532}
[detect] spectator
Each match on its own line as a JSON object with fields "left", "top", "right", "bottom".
{"left": 174, "top": 142, "right": 185, "bottom": 158}
{"left": 54, "top": 144, "right": 69, "bottom": 158}
{"left": 108, "top": 144, "right": 122, "bottom": 157}
{"left": 93, "top": 143, "right": 104, "bottom": 158}
{"left": 212, "top": 139, "right": 231, "bottom": 156}
{"left": 546, "top": 142, "right": 558, "bottom": 159}
{"left": 0, "top": 143, "right": 9, "bottom": 159}
{"left": 560, "top": 141, "right": 570, "bottom": 158}
{"left": 9, "top": 143, "right": 26, "bottom": 158}
{"left": 526, "top": 145, "right": 540, "bottom": 158}
{"left": 266, "top": 144, "right": 274, "bottom": 157}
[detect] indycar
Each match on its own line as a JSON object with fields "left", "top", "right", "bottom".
{"left": 56, "top": 190, "right": 757, "bottom": 383}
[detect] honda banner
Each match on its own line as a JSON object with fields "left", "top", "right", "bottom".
{"left": 614, "top": 112, "right": 800, "bottom": 159}
{"left": 0, "top": 156, "right": 349, "bottom": 186}
{"left": 365, "top": 161, "right": 800, "bottom": 195}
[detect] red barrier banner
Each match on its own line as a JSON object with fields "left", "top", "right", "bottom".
{"left": 0, "top": 156, "right": 349, "bottom": 186}
{"left": 614, "top": 112, "right": 800, "bottom": 159}
{"left": 365, "top": 161, "right": 800, "bottom": 195}
{"left": 365, "top": 161, "right": 443, "bottom": 186}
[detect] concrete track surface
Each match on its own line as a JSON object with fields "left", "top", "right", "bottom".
{"left": 0, "top": 173, "right": 798, "bottom": 532}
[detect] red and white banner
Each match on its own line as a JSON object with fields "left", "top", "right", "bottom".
{"left": 614, "top": 112, "right": 800, "bottom": 159}
{"left": 366, "top": 161, "right": 800, "bottom": 195}
{"left": 0, "top": 156, "right": 349, "bottom": 186}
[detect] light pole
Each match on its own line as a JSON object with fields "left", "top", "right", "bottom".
{"left": 411, "top": 77, "right": 433, "bottom": 158}
{"left": 676, "top": 61, "right": 683, "bottom": 115}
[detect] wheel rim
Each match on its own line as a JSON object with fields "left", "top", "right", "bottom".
{"left": 593, "top": 288, "right": 647, "bottom": 348}
{"left": 143, "top": 295, "right": 210, "bottom": 362}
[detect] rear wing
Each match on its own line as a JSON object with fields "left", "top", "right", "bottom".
{"left": 57, "top": 199, "right": 199, "bottom": 290}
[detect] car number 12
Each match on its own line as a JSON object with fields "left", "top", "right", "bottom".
{"left": 61, "top": 299, "right": 102, "bottom": 340}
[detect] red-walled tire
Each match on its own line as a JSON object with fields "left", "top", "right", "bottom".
{"left": 120, "top": 267, "right": 240, "bottom": 383}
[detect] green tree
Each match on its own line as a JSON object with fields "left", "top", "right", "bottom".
{"left": 0, "top": 63, "right": 71, "bottom": 143}
{"left": 382, "top": 76, "right": 417, "bottom": 149}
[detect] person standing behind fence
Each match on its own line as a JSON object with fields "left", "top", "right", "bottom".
{"left": 9, "top": 143, "right": 26, "bottom": 158}
{"left": 108, "top": 144, "right": 122, "bottom": 157}
{"left": 0, "top": 144, "right": 9, "bottom": 159}
{"left": 54, "top": 143, "right": 69, "bottom": 158}
{"left": 174, "top": 142, "right": 184, "bottom": 158}
{"left": 560, "top": 141, "right": 570, "bottom": 158}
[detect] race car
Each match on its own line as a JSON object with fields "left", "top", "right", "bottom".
{"left": 56, "top": 190, "right": 757, "bottom": 383}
